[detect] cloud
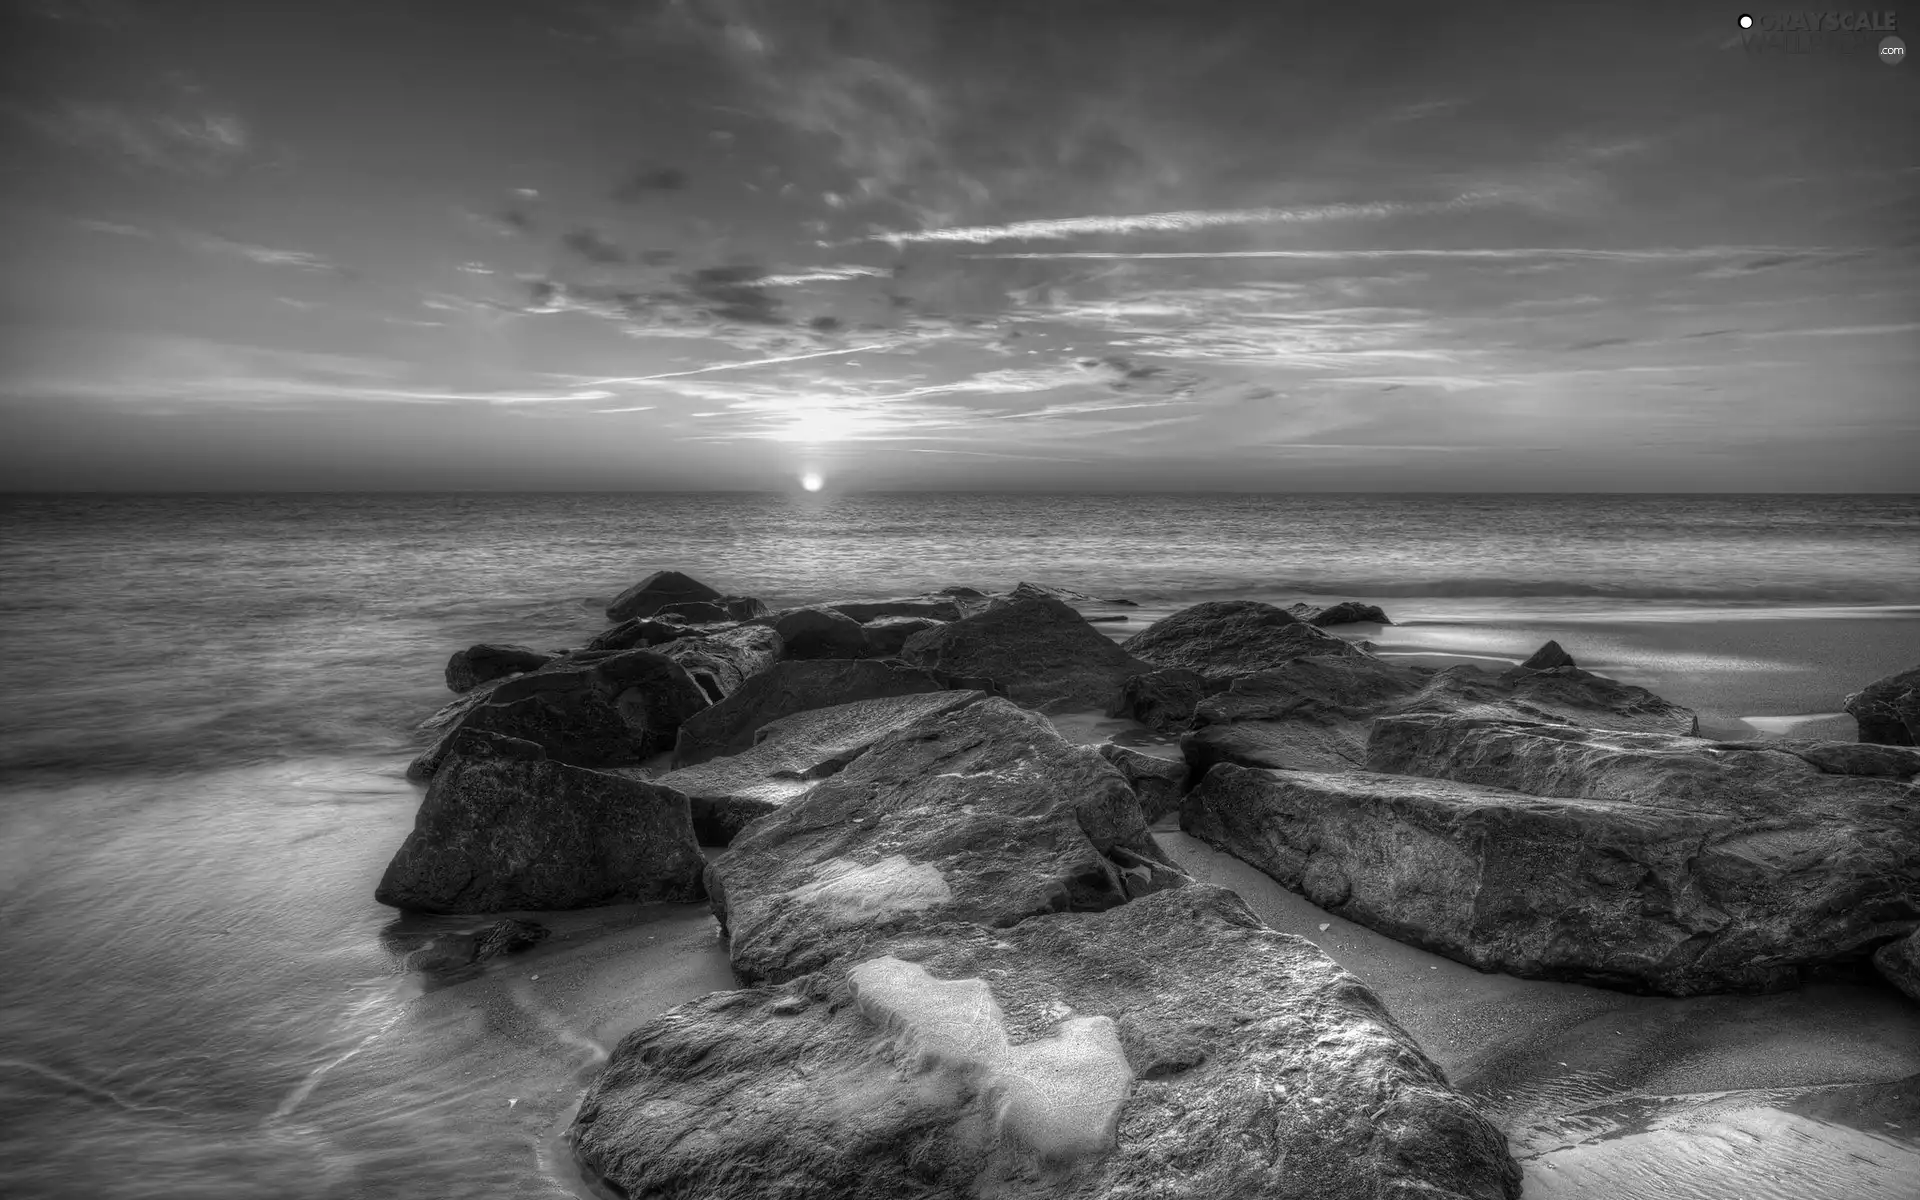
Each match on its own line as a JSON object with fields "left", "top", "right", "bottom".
{"left": 966, "top": 245, "right": 1850, "bottom": 263}
{"left": 184, "top": 234, "right": 335, "bottom": 272}
{"left": 16, "top": 99, "right": 253, "bottom": 175}
{"left": 865, "top": 194, "right": 1512, "bottom": 247}
{"left": 561, "top": 227, "right": 629, "bottom": 265}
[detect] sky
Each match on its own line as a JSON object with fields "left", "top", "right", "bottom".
{"left": 0, "top": 0, "right": 1915, "bottom": 492}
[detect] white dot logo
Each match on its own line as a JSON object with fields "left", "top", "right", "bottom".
{"left": 1883, "top": 35, "right": 1907, "bottom": 65}
{"left": 1738, "top": 14, "right": 1754, "bottom": 28}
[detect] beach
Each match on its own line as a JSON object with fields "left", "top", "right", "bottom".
{"left": 1, "top": 491, "right": 1915, "bottom": 1197}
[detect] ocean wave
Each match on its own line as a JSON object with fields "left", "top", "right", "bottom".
{"left": 1146, "top": 577, "right": 1920, "bottom": 604}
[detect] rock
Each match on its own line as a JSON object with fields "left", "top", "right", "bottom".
{"left": 1106, "top": 667, "right": 1229, "bottom": 733}
{"left": 471, "top": 916, "right": 551, "bottom": 960}
{"left": 1006, "top": 581, "right": 1139, "bottom": 607}
{"left": 1306, "top": 601, "right": 1393, "bottom": 627}
{"left": 1122, "top": 600, "right": 1363, "bottom": 678}
{"left": 444, "top": 644, "right": 557, "bottom": 693}
{"left": 706, "top": 696, "right": 1183, "bottom": 984}
{"left": 1096, "top": 743, "right": 1188, "bottom": 822}
{"left": 1845, "top": 664, "right": 1920, "bottom": 746}
{"left": 1180, "top": 711, "right": 1920, "bottom": 993}
{"left": 898, "top": 597, "right": 1156, "bottom": 712}
{"left": 1178, "top": 655, "right": 1699, "bottom": 779}
{"left": 377, "top": 731, "right": 706, "bottom": 914}
{"left": 605, "top": 569, "right": 724, "bottom": 622}
{"left": 672, "top": 658, "right": 948, "bottom": 767}
{"left": 571, "top": 885, "right": 1523, "bottom": 1200}
{"left": 652, "top": 599, "right": 733, "bottom": 624}
{"left": 721, "top": 595, "right": 769, "bottom": 620}
{"left": 1875, "top": 930, "right": 1920, "bottom": 1003}
{"left": 758, "top": 606, "right": 873, "bottom": 660}
{"left": 585, "top": 617, "right": 706, "bottom": 653}
{"left": 655, "top": 691, "right": 986, "bottom": 845}
{"left": 1087, "top": 615, "right": 1130, "bottom": 624}
{"left": 1518, "top": 640, "right": 1576, "bottom": 671}
{"left": 827, "top": 595, "right": 965, "bottom": 622}
{"left": 409, "top": 627, "right": 780, "bottom": 780}
{"left": 860, "top": 615, "right": 942, "bottom": 656}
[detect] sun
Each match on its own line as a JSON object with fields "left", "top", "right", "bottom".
{"left": 800, "top": 472, "right": 824, "bottom": 492}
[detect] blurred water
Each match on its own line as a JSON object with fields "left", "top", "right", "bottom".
{"left": 0, "top": 491, "right": 1915, "bottom": 1198}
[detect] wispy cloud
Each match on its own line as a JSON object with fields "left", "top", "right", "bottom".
{"left": 184, "top": 234, "right": 334, "bottom": 271}
{"left": 866, "top": 194, "right": 1512, "bottom": 247}
{"left": 15, "top": 99, "right": 252, "bottom": 175}
{"left": 967, "top": 245, "right": 1851, "bottom": 262}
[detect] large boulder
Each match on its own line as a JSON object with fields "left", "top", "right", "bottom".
{"left": 672, "top": 658, "right": 947, "bottom": 766}
{"left": 1875, "top": 930, "right": 1920, "bottom": 1003}
{"left": 1122, "top": 600, "right": 1362, "bottom": 678}
{"left": 409, "top": 627, "right": 780, "bottom": 780}
{"left": 1182, "top": 712, "right": 1920, "bottom": 993}
{"left": 1179, "top": 655, "right": 1698, "bottom": 778}
{"left": 1106, "top": 667, "right": 1228, "bottom": 733}
{"left": 706, "top": 696, "right": 1183, "bottom": 985}
{"left": 860, "top": 615, "right": 942, "bottom": 656}
{"left": 605, "top": 569, "right": 724, "bottom": 622}
{"left": 898, "top": 596, "right": 1156, "bottom": 712}
{"left": 444, "top": 643, "right": 556, "bottom": 693}
{"left": 1845, "top": 664, "right": 1920, "bottom": 746}
{"left": 571, "top": 885, "right": 1523, "bottom": 1200}
{"left": 376, "top": 731, "right": 706, "bottom": 914}
{"left": 654, "top": 690, "right": 986, "bottom": 845}
{"left": 652, "top": 600, "right": 734, "bottom": 624}
{"left": 1097, "top": 743, "right": 1188, "bottom": 823}
{"left": 758, "top": 606, "right": 873, "bottom": 660}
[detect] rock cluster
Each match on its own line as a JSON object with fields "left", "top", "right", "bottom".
{"left": 374, "top": 568, "right": 1919, "bottom": 1196}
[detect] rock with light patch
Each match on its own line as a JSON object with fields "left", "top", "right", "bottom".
{"left": 706, "top": 695, "right": 1185, "bottom": 984}
{"left": 570, "top": 885, "right": 1522, "bottom": 1200}
{"left": 1096, "top": 742, "right": 1189, "bottom": 822}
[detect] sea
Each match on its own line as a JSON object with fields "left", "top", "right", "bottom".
{"left": 2, "top": 491, "right": 1917, "bottom": 1199}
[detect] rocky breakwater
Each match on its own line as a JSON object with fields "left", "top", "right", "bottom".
{"left": 1184, "top": 709, "right": 1920, "bottom": 995}
{"left": 571, "top": 694, "right": 1523, "bottom": 1198}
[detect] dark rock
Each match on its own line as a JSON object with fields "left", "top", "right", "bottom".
{"left": 1715, "top": 739, "right": 1920, "bottom": 779}
{"left": 1875, "top": 930, "right": 1920, "bottom": 1003}
{"left": 898, "top": 597, "right": 1155, "bottom": 712}
{"left": 758, "top": 606, "right": 873, "bottom": 660}
{"left": 586, "top": 617, "right": 704, "bottom": 653}
{"left": 1178, "top": 655, "right": 1700, "bottom": 779}
{"left": 1105, "top": 667, "right": 1228, "bottom": 733}
{"left": 860, "top": 615, "right": 941, "bottom": 656}
{"left": 1306, "top": 601, "right": 1394, "bottom": 627}
{"left": 827, "top": 595, "right": 964, "bottom": 622}
{"left": 1005, "top": 581, "right": 1139, "bottom": 607}
{"left": 1096, "top": 743, "right": 1188, "bottom": 822}
{"left": 377, "top": 731, "right": 706, "bottom": 914}
{"left": 1087, "top": 615, "right": 1130, "bottom": 624}
{"left": 571, "top": 886, "right": 1523, "bottom": 1200}
{"left": 655, "top": 691, "right": 985, "bottom": 845}
{"left": 471, "top": 916, "right": 551, "bottom": 960}
{"left": 409, "top": 628, "right": 780, "bottom": 780}
{"left": 1518, "top": 640, "right": 1576, "bottom": 671}
{"left": 1121, "top": 600, "right": 1363, "bottom": 678}
{"left": 1845, "top": 664, "right": 1920, "bottom": 746}
{"left": 652, "top": 599, "right": 733, "bottom": 624}
{"left": 721, "top": 595, "right": 769, "bottom": 620}
{"left": 1183, "top": 711, "right": 1920, "bottom": 994}
{"left": 605, "top": 569, "right": 724, "bottom": 622}
{"left": 444, "top": 644, "right": 556, "bottom": 693}
{"left": 672, "top": 658, "right": 947, "bottom": 767}
{"left": 706, "top": 696, "right": 1182, "bottom": 984}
